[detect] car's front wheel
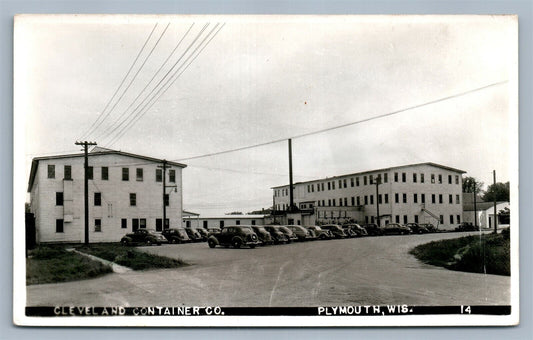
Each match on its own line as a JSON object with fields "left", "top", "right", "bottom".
{"left": 208, "top": 239, "right": 217, "bottom": 248}
{"left": 249, "top": 244, "right": 256, "bottom": 249}
{"left": 232, "top": 237, "right": 242, "bottom": 249}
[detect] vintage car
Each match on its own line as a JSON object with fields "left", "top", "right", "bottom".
{"left": 195, "top": 227, "right": 209, "bottom": 241}
{"left": 120, "top": 229, "right": 168, "bottom": 246}
{"left": 341, "top": 225, "right": 358, "bottom": 238}
{"left": 405, "top": 223, "right": 429, "bottom": 234}
{"left": 185, "top": 227, "right": 203, "bottom": 242}
{"left": 276, "top": 226, "right": 299, "bottom": 243}
{"left": 161, "top": 228, "right": 191, "bottom": 243}
{"left": 320, "top": 224, "right": 347, "bottom": 238}
{"left": 285, "top": 225, "right": 316, "bottom": 241}
{"left": 362, "top": 223, "right": 383, "bottom": 236}
{"left": 207, "top": 227, "right": 222, "bottom": 234}
{"left": 455, "top": 222, "right": 479, "bottom": 232}
{"left": 305, "top": 226, "right": 332, "bottom": 240}
{"left": 419, "top": 223, "right": 438, "bottom": 233}
{"left": 207, "top": 225, "right": 260, "bottom": 249}
{"left": 382, "top": 223, "right": 412, "bottom": 235}
{"left": 263, "top": 225, "right": 289, "bottom": 244}
{"left": 344, "top": 224, "right": 368, "bottom": 237}
{"left": 251, "top": 226, "right": 274, "bottom": 245}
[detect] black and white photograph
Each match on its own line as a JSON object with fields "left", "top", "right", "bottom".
{"left": 13, "top": 14, "right": 518, "bottom": 327}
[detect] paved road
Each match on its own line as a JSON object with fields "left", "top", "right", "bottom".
{"left": 27, "top": 232, "right": 510, "bottom": 307}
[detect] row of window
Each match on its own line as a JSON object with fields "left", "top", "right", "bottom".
{"left": 274, "top": 172, "right": 461, "bottom": 197}
{"left": 316, "top": 212, "right": 461, "bottom": 225}
{"left": 55, "top": 218, "right": 172, "bottom": 233}
{"left": 55, "top": 192, "right": 170, "bottom": 207}
{"left": 47, "top": 164, "right": 176, "bottom": 183}
{"left": 184, "top": 220, "right": 257, "bottom": 228}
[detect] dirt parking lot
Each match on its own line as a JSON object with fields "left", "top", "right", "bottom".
{"left": 27, "top": 231, "right": 510, "bottom": 307}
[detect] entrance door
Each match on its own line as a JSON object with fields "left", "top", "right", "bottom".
{"left": 132, "top": 219, "right": 139, "bottom": 231}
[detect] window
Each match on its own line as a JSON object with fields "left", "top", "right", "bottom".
{"left": 456, "top": 195, "right": 460, "bottom": 204}
{"left": 421, "top": 194, "right": 426, "bottom": 204}
{"left": 364, "top": 196, "right": 368, "bottom": 205}
{"left": 449, "top": 194, "right": 453, "bottom": 204}
{"left": 356, "top": 196, "right": 360, "bottom": 206}
{"left": 87, "top": 166, "right": 93, "bottom": 180}
{"left": 236, "top": 220, "right": 241, "bottom": 225}
{"left": 343, "top": 179, "right": 347, "bottom": 188}
{"left": 56, "top": 192, "right": 63, "bottom": 206}
{"left": 413, "top": 173, "right": 417, "bottom": 183}
{"left": 311, "top": 184, "right": 315, "bottom": 192}
{"left": 156, "top": 219, "right": 163, "bottom": 231}
{"left": 156, "top": 169, "right": 162, "bottom": 182}
{"left": 351, "top": 197, "right": 355, "bottom": 206}
{"left": 455, "top": 175, "right": 459, "bottom": 185}
{"left": 432, "top": 194, "right": 436, "bottom": 204}
{"left": 252, "top": 220, "right": 256, "bottom": 225}
{"left": 414, "top": 215, "right": 419, "bottom": 223}
{"left": 339, "top": 198, "right": 343, "bottom": 207}
{"left": 450, "top": 215, "right": 454, "bottom": 224}
{"left": 384, "top": 194, "right": 389, "bottom": 204}
{"left": 220, "top": 220, "right": 224, "bottom": 228}
{"left": 431, "top": 174, "right": 435, "bottom": 183}
{"left": 169, "top": 169, "right": 176, "bottom": 183}
{"left": 439, "top": 215, "right": 444, "bottom": 224}
{"left": 122, "top": 168, "right": 129, "bottom": 181}
{"left": 370, "top": 195, "right": 374, "bottom": 205}
{"left": 332, "top": 199, "right": 336, "bottom": 207}
{"left": 338, "top": 180, "right": 342, "bottom": 188}
{"left": 95, "top": 219, "right": 102, "bottom": 232}
{"left": 448, "top": 175, "right": 452, "bottom": 184}
{"left": 356, "top": 177, "right": 360, "bottom": 186}
{"left": 403, "top": 215, "right": 408, "bottom": 224}
{"left": 402, "top": 172, "right": 406, "bottom": 182}
{"left": 365, "top": 216, "right": 369, "bottom": 224}
{"left": 101, "top": 167, "right": 108, "bottom": 180}
{"left": 332, "top": 181, "right": 335, "bottom": 190}
{"left": 94, "top": 192, "right": 101, "bottom": 206}
{"left": 121, "top": 219, "right": 127, "bottom": 229}
{"left": 395, "top": 215, "right": 400, "bottom": 223}
{"left": 457, "top": 215, "right": 461, "bottom": 223}
{"left": 322, "top": 200, "right": 325, "bottom": 206}
{"left": 317, "top": 183, "right": 320, "bottom": 192}
{"left": 48, "top": 165, "right": 55, "bottom": 179}
{"left": 421, "top": 173, "right": 425, "bottom": 183}
{"left": 351, "top": 178, "right": 354, "bottom": 187}
{"left": 438, "top": 174, "right": 442, "bottom": 184}
{"left": 140, "top": 218, "right": 146, "bottom": 229}
{"left": 395, "top": 193, "right": 399, "bottom": 203}
{"left": 378, "top": 194, "right": 382, "bottom": 204}
{"left": 413, "top": 193, "right": 418, "bottom": 203}
{"left": 403, "top": 193, "right": 407, "bottom": 203}
{"left": 56, "top": 219, "right": 63, "bottom": 233}
{"left": 344, "top": 197, "right": 348, "bottom": 206}
{"left": 328, "top": 199, "right": 331, "bottom": 206}
{"left": 130, "top": 193, "right": 136, "bottom": 206}
{"left": 321, "top": 183, "right": 324, "bottom": 191}
{"left": 136, "top": 168, "right": 143, "bottom": 181}
{"left": 363, "top": 176, "right": 367, "bottom": 185}
{"left": 64, "top": 165, "right": 72, "bottom": 180}
{"left": 394, "top": 172, "right": 398, "bottom": 182}
{"left": 384, "top": 173, "right": 388, "bottom": 183}
{"left": 318, "top": 201, "right": 321, "bottom": 207}
{"left": 328, "top": 182, "right": 331, "bottom": 190}
{"left": 369, "top": 175, "right": 374, "bottom": 185}
{"left": 164, "top": 194, "right": 169, "bottom": 206}
{"left": 307, "top": 185, "right": 310, "bottom": 193}
{"left": 439, "top": 194, "right": 443, "bottom": 204}
{"left": 371, "top": 216, "right": 375, "bottom": 223}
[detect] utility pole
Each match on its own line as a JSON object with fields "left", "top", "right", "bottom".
{"left": 493, "top": 170, "right": 498, "bottom": 234}
{"left": 75, "top": 141, "right": 97, "bottom": 245}
{"left": 157, "top": 160, "right": 172, "bottom": 231}
{"left": 288, "top": 139, "right": 295, "bottom": 212}
{"left": 375, "top": 175, "right": 381, "bottom": 226}
{"left": 473, "top": 181, "right": 478, "bottom": 229}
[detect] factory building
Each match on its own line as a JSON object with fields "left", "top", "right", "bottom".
{"left": 271, "top": 162, "right": 465, "bottom": 230}
{"left": 27, "top": 147, "right": 186, "bottom": 243}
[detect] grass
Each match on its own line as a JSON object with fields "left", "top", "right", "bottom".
{"left": 27, "top": 245, "right": 113, "bottom": 285}
{"left": 75, "top": 243, "right": 186, "bottom": 271}
{"left": 409, "top": 232, "right": 510, "bottom": 276}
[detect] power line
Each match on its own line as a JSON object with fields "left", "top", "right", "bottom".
{"left": 172, "top": 80, "right": 508, "bottom": 162}
{"left": 101, "top": 23, "right": 211, "bottom": 146}
{"left": 92, "top": 22, "right": 172, "bottom": 141}
{"left": 95, "top": 23, "right": 195, "bottom": 142}
{"left": 107, "top": 23, "right": 225, "bottom": 147}
{"left": 79, "top": 23, "right": 158, "bottom": 140}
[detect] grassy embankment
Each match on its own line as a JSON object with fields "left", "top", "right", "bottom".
{"left": 409, "top": 230, "right": 510, "bottom": 276}
{"left": 27, "top": 243, "right": 186, "bottom": 285}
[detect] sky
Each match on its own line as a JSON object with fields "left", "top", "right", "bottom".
{"left": 16, "top": 15, "right": 518, "bottom": 216}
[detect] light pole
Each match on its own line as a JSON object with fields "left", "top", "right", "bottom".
{"left": 375, "top": 175, "right": 381, "bottom": 226}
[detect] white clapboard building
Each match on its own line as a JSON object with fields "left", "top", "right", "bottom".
{"left": 27, "top": 147, "right": 186, "bottom": 243}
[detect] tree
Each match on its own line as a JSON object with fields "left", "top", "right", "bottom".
{"left": 483, "top": 182, "right": 510, "bottom": 202}
{"left": 462, "top": 176, "right": 484, "bottom": 194}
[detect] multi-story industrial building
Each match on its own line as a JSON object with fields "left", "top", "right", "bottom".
{"left": 271, "top": 162, "right": 465, "bottom": 229}
{"left": 27, "top": 147, "right": 186, "bottom": 243}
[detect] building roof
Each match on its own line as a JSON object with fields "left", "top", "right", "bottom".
{"left": 183, "top": 214, "right": 267, "bottom": 220}
{"left": 463, "top": 201, "right": 509, "bottom": 212}
{"left": 27, "top": 147, "right": 187, "bottom": 192}
{"left": 271, "top": 162, "right": 466, "bottom": 189}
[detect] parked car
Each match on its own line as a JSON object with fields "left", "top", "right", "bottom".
{"left": 405, "top": 223, "right": 429, "bottom": 234}
{"left": 320, "top": 224, "right": 347, "bottom": 238}
{"left": 121, "top": 229, "right": 168, "bottom": 246}
{"left": 207, "top": 225, "right": 260, "bottom": 249}
{"left": 161, "top": 228, "right": 191, "bottom": 243}
{"left": 362, "top": 223, "right": 383, "bottom": 236}
{"left": 277, "top": 226, "right": 299, "bottom": 243}
{"left": 305, "top": 226, "right": 332, "bottom": 240}
{"left": 286, "top": 225, "right": 316, "bottom": 241}
{"left": 195, "top": 227, "right": 209, "bottom": 241}
{"left": 344, "top": 224, "right": 368, "bottom": 237}
{"left": 264, "top": 225, "right": 289, "bottom": 244}
{"left": 185, "top": 227, "right": 203, "bottom": 242}
{"left": 341, "top": 225, "right": 358, "bottom": 238}
{"left": 455, "top": 222, "right": 479, "bottom": 232}
{"left": 382, "top": 223, "right": 412, "bottom": 235}
{"left": 251, "top": 226, "right": 274, "bottom": 245}
{"left": 207, "top": 227, "right": 222, "bottom": 234}
{"left": 419, "top": 223, "right": 438, "bottom": 233}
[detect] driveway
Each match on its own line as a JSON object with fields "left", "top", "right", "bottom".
{"left": 26, "top": 232, "right": 510, "bottom": 307}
